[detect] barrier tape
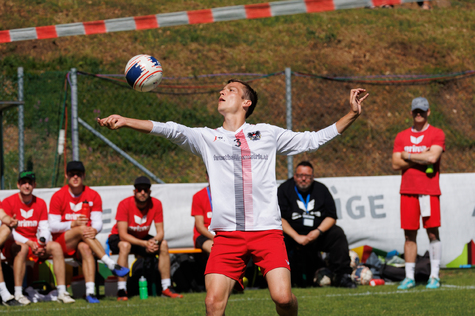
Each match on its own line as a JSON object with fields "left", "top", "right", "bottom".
{"left": 0, "top": 0, "right": 420, "bottom": 44}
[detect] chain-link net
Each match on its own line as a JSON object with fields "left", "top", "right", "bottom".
{"left": 2, "top": 69, "right": 474, "bottom": 187}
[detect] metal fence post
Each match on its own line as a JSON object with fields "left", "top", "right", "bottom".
{"left": 285, "top": 67, "right": 293, "bottom": 179}
{"left": 18, "top": 67, "right": 24, "bottom": 172}
{"left": 71, "top": 68, "right": 79, "bottom": 161}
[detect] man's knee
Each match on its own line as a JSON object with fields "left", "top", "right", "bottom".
{"left": 48, "top": 241, "right": 63, "bottom": 256}
{"left": 205, "top": 292, "right": 227, "bottom": 313}
{"left": 118, "top": 241, "right": 132, "bottom": 254}
{"left": 160, "top": 239, "right": 169, "bottom": 251}
{"left": 272, "top": 291, "right": 295, "bottom": 310}
{"left": 77, "top": 242, "right": 92, "bottom": 256}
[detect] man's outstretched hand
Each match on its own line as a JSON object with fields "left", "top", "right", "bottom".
{"left": 349, "top": 88, "right": 369, "bottom": 115}
{"left": 97, "top": 115, "right": 127, "bottom": 130}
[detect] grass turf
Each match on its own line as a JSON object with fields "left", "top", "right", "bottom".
{"left": 2, "top": 269, "right": 474, "bottom": 315}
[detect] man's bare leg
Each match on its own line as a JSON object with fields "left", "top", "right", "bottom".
{"left": 12, "top": 243, "right": 28, "bottom": 290}
{"left": 158, "top": 240, "right": 171, "bottom": 280}
{"left": 76, "top": 242, "right": 96, "bottom": 284}
{"left": 205, "top": 273, "right": 236, "bottom": 316}
{"left": 266, "top": 268, "right": 298, "bottom": 316}
{"left": 45, "top": 241, "right": 67, "bottom": 286}
{"left": 117, "top": 241, "right": 131, "bottom": 283}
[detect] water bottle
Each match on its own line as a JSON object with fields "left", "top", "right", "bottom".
{"left": 81, "top": 201, "right": 90, "bottom": 219}
{"left": 426, "top": 164, "right": 434, "bottom": 174}
{"left": 139, "top": 276, "right": 148, "bottom": 300}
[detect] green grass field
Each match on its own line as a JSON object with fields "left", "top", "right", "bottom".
{"left": 2, "top": 269, "right": 474, "bottom": 315}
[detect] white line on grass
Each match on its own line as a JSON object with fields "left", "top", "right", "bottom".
{"left": 0, "top": 299, "right": 203, "bottom": 313}
{"left": 226, "top": 284, "right": 475, "bottom": 303}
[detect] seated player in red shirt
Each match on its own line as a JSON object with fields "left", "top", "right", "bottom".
{"left": 0, "top": 202, "right": 20, "bottom": 306}
{"left": 49, "top": 161, "right": 129, "bottom": 303}
{"left": 2, "top": 171, "right": 75, "bottom": 305}
{"left": 191, "top": 173, "right": 213, "bottom": 254}
{"left": 107, "top": 176, "right": 183, "bottom": 301}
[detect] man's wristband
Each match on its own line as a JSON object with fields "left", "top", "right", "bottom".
{"left": 408, "top": 153, "right": 411, "bottom": 161}
{"left": 317, "top": 228, "right": 324, "bottom": 234}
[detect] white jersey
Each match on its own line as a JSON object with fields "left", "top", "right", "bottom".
{"left": 150, "top": 121, "right": 339, "bottom": 232}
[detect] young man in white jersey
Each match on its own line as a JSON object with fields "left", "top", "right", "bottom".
{"left": 98, "top": 80, "right": 368, "bottom": 315}
{"left": 392, "top": 97, "right": 445, "bottom": 289}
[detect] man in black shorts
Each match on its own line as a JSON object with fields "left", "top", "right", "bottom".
{"left": 107, "top": 176, "right": 183, "bottom": 300}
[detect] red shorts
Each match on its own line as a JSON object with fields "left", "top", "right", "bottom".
{"left": 2, "top": 237, "right": 42, "bottom": 263}
{"left": 205, "top": 230, "right": 290, "bottom": 289}
{"left": 400, "top": 194, "right": 441, "bottom": 230}
{"left": 53, "top": 232, "right": 77, "bottom": 257}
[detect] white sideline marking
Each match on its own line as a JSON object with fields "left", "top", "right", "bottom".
{"left": 227, "top": 284, "right": 475, "bottom": 302}
{"left": 1, "top": 284, "right": 473, "bottom": 313}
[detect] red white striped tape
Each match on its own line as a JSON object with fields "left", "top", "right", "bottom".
{"left": 0, "top": 0, "right": 418, "bottom": 44}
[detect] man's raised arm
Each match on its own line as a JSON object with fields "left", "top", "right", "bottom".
{"left": 335, "top": 88, "right": 369, "bottom": 134}
{"left": 97, "top": 115, "right": 153, "bottom": 133}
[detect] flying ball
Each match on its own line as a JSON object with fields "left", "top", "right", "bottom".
{"left": 124, "top": 54, "right": 163, "bottom": 92}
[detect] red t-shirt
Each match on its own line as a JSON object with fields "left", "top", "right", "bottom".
{"left": 49, "top": 185, "right": 102, "bottom": 238}
{"left": 3, "top": 194, "right": 48, "bottom": 240}
{"left": 393, "top": 125, "right": 445, "bottom": 195}
{"left": 191, "top": 187, "right": 213, "bottom": 243}
{"left": 110, "top": 196, "right": 163, "bottom": 240}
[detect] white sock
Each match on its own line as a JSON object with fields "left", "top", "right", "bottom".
{"left": 118, "top": 281, "right": 127, "bottom": 291}
{"left": 161, "top": 278, "right": 171, "bottom": 290}
{"left": 101, "top": 255, "right": 116, "bottom": 270}
{"left": 85, "top": 282, "right": 95, "bottom": 296}
{"left": 405, "top": 262, "right": 415, "bottom": 280}
{"left": 429, "top": 240, "right": 442, "bottom": 279}
{"left": 14, "top": 286, "right": 22, "bottom": 298}
{"left": 0, "top": 282, "right": 12, "bottom": 301}
{"left": 57, "top": 285, "right": 66, "bottom": 295}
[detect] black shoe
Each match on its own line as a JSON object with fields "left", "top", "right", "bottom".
{"left": 2, "top": 296, "right": 22, "bottom": 306}
{"left": 336, "top": 274, "right": 357, "bottom": 288}
{"left": 117, "top": 289, "right": 128, "bottom": 301}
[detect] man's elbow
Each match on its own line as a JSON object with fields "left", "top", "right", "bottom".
{"left": 392, "top": 163, "right": 401, "bottom": 171}
{"left": 427, "top": 156, "right": 440, "bottom": 165}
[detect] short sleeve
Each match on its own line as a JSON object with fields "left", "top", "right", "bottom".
{"left": 393, "top": 132, "right": 404, "bottom": 153}
{"left": 115, "top": 199, "right": 129, "bottom": 222}
{"left": 153, "top": 199, "right": 163, "bottom": 224}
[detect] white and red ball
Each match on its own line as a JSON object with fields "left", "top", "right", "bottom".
{"left": 125, "top": 54, "right": 163, "bottom": 92}
{"left": 351, "top": 265, "right": 373, "bottom": 285}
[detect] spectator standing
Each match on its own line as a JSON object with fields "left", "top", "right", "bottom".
{"left": 392, "top": 97, "right": 445, "bottom": 289}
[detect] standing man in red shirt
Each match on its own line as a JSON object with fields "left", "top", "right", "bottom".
{"left": 2, "top": 171, "right": 75, "bottom": 305}
{"left": 191, "top": 173, "right": 213, "bottom": 254}
{"left": 392, "top": 97, "right": 445, "bottom": 290}
{"left": 107, "top": 176, "right": 183, "bottom": 301}
{"left": 49, "top": 161, "right": 129, "bottom": 303}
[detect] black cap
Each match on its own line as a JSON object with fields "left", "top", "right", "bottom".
{"left": 134, "top": 176, "right": 151, "bottom": 188}
{"left": 67, "top": 161, "right": 85, "bottom": 173}
{"left": 18, "top": 170, "right": 35, "bottom": 182}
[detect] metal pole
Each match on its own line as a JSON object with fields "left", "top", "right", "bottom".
{"left": 285, "top": 67, "right": 293, "bottom": 179}
{"left": 77, "top": 117, "right": 164, "bottom": 184}
{"left": 18, "top": 67, "right": 24, "bottom": 172}
{"left": 71, "top": 68, "right": 79, "bottom": 161}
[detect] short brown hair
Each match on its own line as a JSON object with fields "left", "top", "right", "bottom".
{"left": 227, "top": 79, "right": 258, "bottom": 118}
